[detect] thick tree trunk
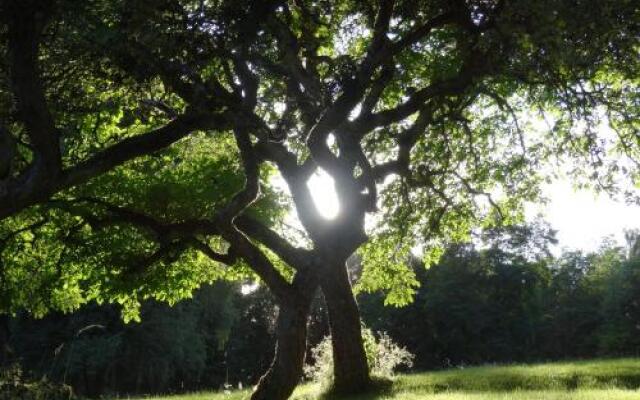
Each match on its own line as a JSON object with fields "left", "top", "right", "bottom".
{"left": 321, "top": 261, "right": 371, "bottom": 395}
{"left": 250, "top": 298, "right": 310, "bottom": 400}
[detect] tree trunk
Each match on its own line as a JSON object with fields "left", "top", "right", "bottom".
{"left": 0, "top": 314, "right": 10, "bottom": 367}
{"left": 250, "top": 298, "right": 310, "bottom": 400}
{"left": 321, "top": 261, "right": 371, "bottom": 395}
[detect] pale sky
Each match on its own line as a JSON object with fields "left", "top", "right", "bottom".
{"left": 528, "top": 180, "right": 640, "bottom": 253}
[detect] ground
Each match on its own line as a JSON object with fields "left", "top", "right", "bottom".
{"left": 129, "top": 358, "right": 640, "bottom": 400}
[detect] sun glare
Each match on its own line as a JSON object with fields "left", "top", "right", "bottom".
{"left": 240, "top": 281, "right": 259, "bottom": 295}
{"left": 307, "top": 169, "right": 340, "bottom": 219}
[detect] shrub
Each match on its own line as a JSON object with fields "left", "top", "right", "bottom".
{"left": 0, "top": 365, "right": 75, "bottom": 400}
{"left": 304, "top": 326, "right": 414, "bottom": 387}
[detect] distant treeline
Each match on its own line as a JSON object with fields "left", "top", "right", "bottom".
{"left": 1, "top": 225, "right": 639, "bottom": 397}
{"left": 360, "top": 234, "right": 640, "bottom": 369}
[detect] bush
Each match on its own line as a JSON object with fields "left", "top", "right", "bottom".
{"left": 304, "top": 326, "right": 414, "bottom": 387}
{"left": 0, "top": 365, "right": 75, "bottom": 400}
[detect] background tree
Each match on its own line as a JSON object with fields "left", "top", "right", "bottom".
{"left": 359, "top": 225, "right": 640, "bottom": 369}
{"left": 5, "top": 282, "right": 277, "bottom": 397}
{"left": 1, "top": 1, "right": 639, "bottom": 399}
{"left": 359, "top": 222, "right": 554, "bottom": 368}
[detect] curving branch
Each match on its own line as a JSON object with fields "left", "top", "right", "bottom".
{"left": 366, "top": 105, "right": 436, "bottom": 182}
{"left": 0, "top": 2, "right": 241, "bottom": 222}
{"left": 235, "top": 215, "right": 312, "bottom": 270}
{"left": 213, "top": 127, "right": 297, "bottom": 301}
{"left": 47, "top": 196, "right": 295, "bottom": 298}
{"left": 253, "top": 141, "right": 324, "bottom": 237}
{"left": 0, "top": 113, "right": 229, "bottom": 220}
{"left": 267, "top": 8, "right": 323, "bottom": 102}
{"left": 188, "top": 238, "right": 239, "bottom": 265}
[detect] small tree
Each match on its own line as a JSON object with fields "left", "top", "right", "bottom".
{"left": 1, "top": 1, "right": 639, "bottom": 399}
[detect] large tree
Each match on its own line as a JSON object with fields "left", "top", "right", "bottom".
{"left": 0, "top": 0, "right": 638, "bottom": 399}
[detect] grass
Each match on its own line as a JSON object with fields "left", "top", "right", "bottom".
{"left": 127, "top": 358, "right": 640, "bottom": 400}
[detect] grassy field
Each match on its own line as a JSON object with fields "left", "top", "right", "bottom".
{"left": 128, "top": 358, "right": 640, "bottom": 400}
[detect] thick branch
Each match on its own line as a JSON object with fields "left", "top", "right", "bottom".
{"left": 350, "top": 74, "right": 474, "bottom": 133}
{"left": 6, "top": 0, "right": 61, "bottom": 174}
{"left": 218, "top": 225, "right": 293, "bottom": 300}
{"left": 0, "top": 113, "right": 226, "bottom": 220}
{"left": 254, "top": 141, "right": 325, "bottom": 237}
{"left": 388, "top": 12, "right": 457, "bottom": 55}
{"left": 62, "top": 113, "right": 226, "bottom": 188}
{"left": 214, "top": 127, "right": 295, "bottom": 300}
{"left": 48, "top": 198, "right": 294, "bottom": 296}
{"left": 188, "top": 238, "right": 238, "bottom": 265}
{"left": 235, "top": 215, "right": 312, "bottom": 270}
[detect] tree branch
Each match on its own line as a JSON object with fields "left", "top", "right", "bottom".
{"left": 61, "top": 113, "right": 227, "bottom": 188}
{"left": 235, "top": 215, "right": 312, "bottom": 270}
{"left": 5, "top": 0, "right": 61, "bottom": 175}
{"left": 388, "top": 12, "right": 457, "bottom": 56}
{"left": 188, "top": 238, "right": 238, "bottom": 265}
{"left": 0, "top": 113, "right": 228, "bottom": 220}
{"left": 253, "top": 141, "right": 325, "bottom": 237}
{"left": 366, "top": 105, "right": 435, "bottom": 182}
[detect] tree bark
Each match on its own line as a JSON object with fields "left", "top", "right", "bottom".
{"left": 321, "top": 261, "right": 371, "bottom": 395}
{"left": 0, "top": 314, "right": 10, "bottom": 367}
{"left": 250, "top": 297, "right": 311, "bottom": 400}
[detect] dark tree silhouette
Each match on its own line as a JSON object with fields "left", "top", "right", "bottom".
{"left": 0, "top": 1, "right": 638, "bottom": 399}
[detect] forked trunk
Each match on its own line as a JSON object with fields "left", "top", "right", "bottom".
{"left": 250, "top": 297, "right": 311, "bottom": 400}
{"left": 321, "top": 261, "right": 371, "bottom": 395}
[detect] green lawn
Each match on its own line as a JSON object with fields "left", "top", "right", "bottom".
{"left": 128, "top": 358, "right": 640, "bottom": 400}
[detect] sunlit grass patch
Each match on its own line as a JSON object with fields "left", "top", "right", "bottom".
{"left": 394, "top": 358, "right": 640, "bottom": 393}
{"left": 367, "top": 389, "right": 640, "bottom": 400}
{"left": 126, "top": 358, "right": 640, "bottom": 400}
{"left": 125, "top": 390, "right": 249, "bottom": 400}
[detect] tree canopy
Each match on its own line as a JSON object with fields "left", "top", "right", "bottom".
{"left": 0, "top": 1, "right": 638, "bottom": 399}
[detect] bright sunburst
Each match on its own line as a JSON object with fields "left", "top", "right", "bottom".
{"left": 307, "top": 169, "right": 340, "bottom": 220}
